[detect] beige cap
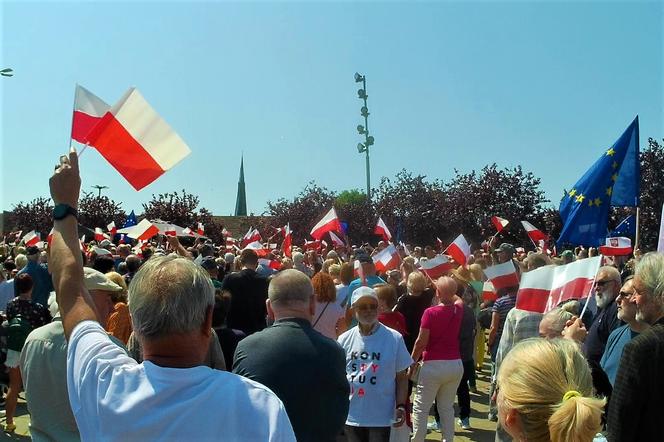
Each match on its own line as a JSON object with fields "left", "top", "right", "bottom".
{"left": 84, "top": 267, "right": 122, "bottom": 292}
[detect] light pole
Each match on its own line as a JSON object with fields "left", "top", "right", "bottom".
{"left": 355, "top": 72, "right": 374, "bottom": 199}
{"left": 92, "top": 185, "right": 109, "bottom": 198}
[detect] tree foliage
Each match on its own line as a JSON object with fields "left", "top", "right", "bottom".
{"left": 635, "top": 138, "right": 664, "bottom": 251}
{"left": 78, "top": 192, "right": 126, "bottom": 230}
{"left": 8, "top": 197, "right": 53, "bottom": 237}
{"left": 336, "top": 190, "right": 375, "bottom": 245}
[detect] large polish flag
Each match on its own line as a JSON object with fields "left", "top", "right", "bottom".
{"left": 117, "top": 218, "right": 159, "bottom": 241}
{"left": 373, "top": 244, "right": 400, "bottom": 272}
{"left": 22, "top": 230, "right": 40, "bottom": 247}
{"left": 329, "top": 231, "right": 345, "bottom": 247}
{"left": 373, "top": 216, "right": 392, "bottom": 241}
{"left": 419, "top": 255, "right": 453, "bottom": 279}
{"left": 282, "top": 224, "right": 292, "bottom": 258}
{"left": 516, "top": 256, "right": 601, "bottom": 313}
{"left": 521, "top": 220, "right": 548, "bottom": 242}
{"left": 446, "top": 234, "right": 471, "bottom": 266}
{"left": 244, "top": 241, "right": 269, "bottom": 257}
{"left": 85, "top": 88, "right": 191, "bottom": 191}
{"left": 491, "top": 216, "right": 509, "bottom": 234}
{"left": 483, "top": 261, "right": 520, "bottom": 290}
{"left": 71, "top": 85, "right": 110, "bottom": 144}
{"left": 310, "top": 208, "right": 342, "bottom": 240}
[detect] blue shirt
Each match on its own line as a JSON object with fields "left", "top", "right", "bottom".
{"left": 600, "top": 324, "right": 639, "bottom": 386}
{"left": 347, "top": 275, "right": 385, "bottom": 299}
{"left": 17, "top": 261, "right": 53, "bottom": 307}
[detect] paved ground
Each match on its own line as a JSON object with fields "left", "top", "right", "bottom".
{"left": 0, "top": 361, "right": 497, "bottom": 441}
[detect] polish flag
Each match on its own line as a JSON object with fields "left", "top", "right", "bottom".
{"left": 244, "top": 241, "right": 269, "bottom": 257}
{"left": 107, "top": 221, "right": 117, "bottom": 236}
{"left": 163, "top": 224, "right": 177, "bottom": 236}
{"left": 259, "top": 258, "right": 281, "bottom": 271}
{"left": 85, "top": 87, "right": 191, "bottom": 191}
{"left": 310, "top": 208, "right": 342, "bottom": 240}
{"left": 491, "top": 216, "right": 509, "bottom": 234}
{"left": 516, "top": 256, "right": 601, "bottom": 313}
{"left": 182, "top": 227, "right": 193, "bottom": 236}
{"left": 373, "top": 217, "right": 392, "bottom": 241}
{"left": 241, "top": 227, "right": 262, "bottom": 247}
{"left": 521, "top": 221, "right": 548, "bottom": 243}
{"left": 599, "top": 237, "right": 632, "bottom": 256}
{"left": 282, "top": 224, "right": 292, "bottom": 258}
{"left": 445, "top": 234, "right": 471, "bottom": 266}
{"left": 304, "top": 240, "right": 322, "bottom": 251}
{"left": 47, "top": 228, "right": 55, "bottom": 247}
{"left": 118, "top": 218, "right": 159, "bottom": 241}
{"left": 329, "top": 231, "right": 345, "bottom": 247}
{"left": 419, "top": 255, "right": 453, "bottom": 280}
{"left": 354, "top": 259, "right": 365, "bottom": 284}
{"left": 94, "top": 227, "right": 109, "bottom": 242}
{"left": 372, "top": 244, "right": 400, "bottom": 272}
{"left": 22, "top": 231, "right": 40, "bottom": 247}
{"left": 483, "top": 261, "right": 520, "bottom": 290}
{"left": 399, "top": 241, "right": 411, "bottom": 256}
{"left": 197, "top": 222, "right": 205, "bottom": 236}
{"left": 71, "top": 85, "right": 110, "bottom": 144}
{"left": 482, "top": 281, "right": 498, "bottom": 302}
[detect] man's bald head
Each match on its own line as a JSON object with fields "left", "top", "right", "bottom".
{"left": 269, "top": 269, "right": 314, "bottom": 307}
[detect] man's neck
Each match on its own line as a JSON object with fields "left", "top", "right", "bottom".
{"left": 273, "top": 310, "right": 311, "bottom": 323}
{"left": 358, "top": 321, "right": 379, "bottom": 336}
{"left": 143, "top": 333, "right": 208, "bottom": 369}
{"left": 627, "top": 319, "right": 649, "bottom": 333}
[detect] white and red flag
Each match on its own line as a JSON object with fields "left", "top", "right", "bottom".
{"left": 304, "top": 240, "right": 322, "bottom": 251}
{"left": 241, "top": 227, "right": 262, "bottom": 247}
{"left": 310, "top": 208, "right": 342, "bottom": 240}
{"left": 197, "top": 222, "right": 205, "bottom": 236}
{"left": 599, "top": 237, "right": 632, "bottom": 256}
{"left": 244, "top": 241, "right": 269, "bottom": 257}
{"left": 85, "top": 87, "right": 191, "bottom": 191}
{"left": 373, "top": 216, "right": 392, "bottom": 241}
{"left": 482, "top": 281, "right": 498, "bottom": 302}
{"left": 71, "top": 85, "right": 110, "bottom": 144}
{"left": 282, "top": 224, "right": 292, "bottom": 258}
{"left": 445, "top": 234, "right": 471, "bottom": 266}
{"left": 491, "top": 216, "right": 509, "bottom": 234}
{"left": 419, "top": 255, "right": 453, "bottom": 280}
{"left": 107, "top": 221, "right": 117, "bottom": 236}
{"left": 118, "top": 218, "right": 159, "bottom": 241}
{"left": 372, "top": 244, "right": 400, "bottom": 272}
{"left": 46, "top": 228, "right": 55, "bottom": 247}
{"left": 521, "top": 220, "right": 548, "bottom": 243}
{"left": 22, "top": 230, "right": 40, "bottom": 247}
{"left": 259, "top": 258, "right": 281, "bottom": 271}
{"left": 94, "top": 227, "right": 109, "bottom": 242}
{"left": 516, "top": 256, "right": 601, "bottom": 313}
{"left": 483, "top": 261, "right": 520, "bottom": 290}
{"left": 163, "top": 224, "right": 177, "bottom": 237}
{"left": 182, "top": 227, "right": 193, "bottom": 236}
{"left": 329, "top": 231, "right": 345, "bottom": 247}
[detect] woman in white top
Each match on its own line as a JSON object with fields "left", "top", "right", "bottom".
{"left": 312, "top": 272, "right": 346, "bottom": 339}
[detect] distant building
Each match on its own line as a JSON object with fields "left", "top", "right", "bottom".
{"left": 234, "top": 155, "right": 247, "bottom": 216}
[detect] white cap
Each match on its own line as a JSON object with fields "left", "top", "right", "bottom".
{"left": 351, "top": 286, "right": 378, "bottom": 306}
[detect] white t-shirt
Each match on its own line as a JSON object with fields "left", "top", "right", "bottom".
{"left": 337, "top": 324, "right": 412, "bottom": 427}
{"left": 312, "top": 301, "right": 345, "bottom": 340}
{"left": 67, "top": 321, "right": 295, "bottom": 441}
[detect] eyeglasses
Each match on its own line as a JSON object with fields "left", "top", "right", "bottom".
{"left": 356, "top": 304, "right": 378, "bottom": 311}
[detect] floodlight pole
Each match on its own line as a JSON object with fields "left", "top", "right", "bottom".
{"left": 355, "top": 73, "right": 374, "bottom": 200}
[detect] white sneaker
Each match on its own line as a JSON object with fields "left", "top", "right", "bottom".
{"left": 458, "top": 417, "right": 471, "bottom": 429}
{"left": 427, "top": 420, "right": 439, "bottom": 431}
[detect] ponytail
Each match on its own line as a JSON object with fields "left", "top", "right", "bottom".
{"left": 549, "top": 394, "right": 605, "bottom": 442}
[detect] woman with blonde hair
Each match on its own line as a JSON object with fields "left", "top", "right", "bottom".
{"left": 496, "top": 338, "right": 605, "bottom": 442}
{"left": 105, "top": 271, "right": 132, "bottom": 344}
{"left": 395, "top": 270, "right": 435, "bottom": 353}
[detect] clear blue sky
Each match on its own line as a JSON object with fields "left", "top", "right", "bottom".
{"left": 2, "top": 1, "right": 662, "bottom": 217}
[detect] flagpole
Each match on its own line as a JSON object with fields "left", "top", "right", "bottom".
{"left": 578, "top": 257, "right": 602, "bottom": 320}
{"left": 634, "top": 207, "right": 641, "bottom": 251}
{"left": 68, "top": 84, "right": 77, "bottom": 151}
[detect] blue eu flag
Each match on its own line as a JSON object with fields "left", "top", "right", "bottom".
{"left": 558, "top": 117, "right": 640, "bottom": 247}
{"left": 609, "top": 215, "right": 637, "bottom": 238}
{"left": 123, "top": 210, "right": 138, "bottom": 228}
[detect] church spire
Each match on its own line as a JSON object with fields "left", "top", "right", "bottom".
{"left": 234, "top": 155, "right": 247, "bottom": 216}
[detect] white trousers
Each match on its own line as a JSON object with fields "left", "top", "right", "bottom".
{"left": 411, "top": 359, "right": 464, "bottom": 442}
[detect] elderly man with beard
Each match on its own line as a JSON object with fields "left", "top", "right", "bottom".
{"left": 600, "top": 276, "right": 650, "bottom": 386}
{"left": 338, "top": 287, "right": 412, "bottom": 442}
{"left": 583, "top": 266, "right": 624, "bottom": 365}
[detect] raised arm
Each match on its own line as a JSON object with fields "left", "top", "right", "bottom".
{"left": 49, "top": 148, "right": 98, "bottom": 339}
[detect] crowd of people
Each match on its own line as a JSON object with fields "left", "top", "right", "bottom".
{"left": 0, "top": 148, "right": 661, "bottom": 441}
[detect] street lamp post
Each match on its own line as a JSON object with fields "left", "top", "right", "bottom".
{"left": 355, "top": 72, "right": 374, "bottom": 200}
{"left": 92, "top": 185, "right": 109, "bottom": 198}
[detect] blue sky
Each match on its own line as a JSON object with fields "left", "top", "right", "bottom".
{"left": 2, "top": 1, "right": 661, "bottom": 217}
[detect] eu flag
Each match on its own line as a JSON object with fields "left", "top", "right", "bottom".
{"left": 609, "top": 215, "right": 637, "bottom": 238}
{"left": 123, "top": 210, "right": 138, "bottom": 228}
{"left": 558, "top": 117, "right": 640, "bottom": 247}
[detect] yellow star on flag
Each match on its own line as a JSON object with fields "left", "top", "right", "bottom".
{"left": 612, "top": 161, "right": 619, "bottom": 169}
{"left": 575, "top": 194, "right": 585, "bottom": 203}
{"left": 606, "top": 186, "right": 613, "bottom": 196}
{"left": 588, "top": 200, "right": 594, "bottom": 207}
{"left": 594, "top": 198, "right": 602, "bottom": 206}
{"left": 568, "top": 189, "right": 577, "bottom": 197}
{"left": 606, "top": 147, "right": 616, "bottom": 156}
{"left": 611, "top": 173, "right": 618, "bottom": 182}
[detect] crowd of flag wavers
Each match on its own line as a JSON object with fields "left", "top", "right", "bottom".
{"left": 0, "top": 149, "right": 661, "bottom": 442}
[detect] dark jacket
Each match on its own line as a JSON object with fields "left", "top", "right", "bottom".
{"left": 221, "top": 268, "right": 268, "bottom": 336}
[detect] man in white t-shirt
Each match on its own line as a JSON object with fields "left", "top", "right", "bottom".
{"left": 48, "top": 148, "right": 295, "bottom": 442}
{"left": 337, "top": 287, "right": 412, "bottom": 442}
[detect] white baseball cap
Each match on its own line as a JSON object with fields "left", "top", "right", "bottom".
{"left": 351, "top": 286, "right": 378, "bottom": 306}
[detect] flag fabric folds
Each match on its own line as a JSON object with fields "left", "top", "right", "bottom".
{"left": 558, "top": 117, "right": 640, "bottom": 247}
{"left": 608, "top": 215, "right": 636, "bottom": 238}
{"left": 22, "top": 231, "right": 40, "bottom": 247}
{"left": 85, "top": 87, "right": 192, "bottom": 191}
{"left": 482, "top": 281, "right": 498, "bottom": 302}
{"left": 599, "top": 237, "right": 632, "bottom": 256}
{"left": 419, "top": 255, "right": 453, "bottom": 280}
{"left": 197, "top": 222, "right": 205, "bottom": 236}
{"left": 241, "top": 227, "right": 262, "bottom": 247}
{"left": 329, "top": 231, "right": 345, "bottom": 247}
{"left": 117, "top": 219, "right": 159, "bottom": 241}
{"left": 446, "top": 234, "right": 471, "bottom": 266}
{"left": 516, "top": 256, "right": 601, "bottom": 313}
{"left": 107, "top": 221, "right": 117, "bottom": 236}
{"left": 310, "top": 208, "right": 342, "bottom": 240}
{"left": 521, "top": 221, "right": 548, "bottom": 243}
{"left": 483, "top": 261, "right": 520, "bottom": 290}
{"left": 123, "top": 211, "right": 138, "bottom": 228}
{"left": 374, "top": 217, "right": 393, "bottom": 241}
{"left": 282, "top": 224, "right": 292, "bottom": 258}
{"left": 373, "top": 244, "right": 400, "bottom": 273}
{"left": 71, "top": 85, "right": 110, "bottom": 144}
{"left": 491, "top": 216, "right": 509, "bottom": 234}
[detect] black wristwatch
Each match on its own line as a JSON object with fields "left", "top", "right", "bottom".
{"left": 53, "top": 204, "right": 78, "bottom": 221}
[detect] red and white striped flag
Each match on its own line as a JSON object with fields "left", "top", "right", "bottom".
{"left": 419, "top": 255, "right": 453, "bottom": 280}
{"left": 71, "top": 85, "right": 110, "bottom": 144}
{"left": 282, "top": 224, "right": 292, "bottom": 258}
{"left": 599, "top": 237, "right": 632, "bottom": 256}
{"left": 483, "top": 261, "right": 520, "bottom": 290}
{"left": 241, "top": 227, "right": 262, "bottom": 247}
{"left": 373, "top": 216, "right": 392, "bottom": 241}
{"left": 310, "top": 208, "right": 342, "bottom": 240}
{"left": 491, "top": 216, "right": 509, "bottom": 234}
{"left": 516, "top": 256, "right": 601, "bottom": 313}
{"left": 197, "top": 222, "right": 205, "bottom": 236}
{"left": 372, "top": 244, "right": 400, "bottom": 272}
{"left": 22, "top": 230, "right": 40, "bottom": 247}
{"left": 118, "top": 218, "right": 159, "bottom": 241}
{"left": 182, "top": 227, "right": 193, "bottom": 236}
{"left": 482, "top": 281, "right": 498, "bottom": 302}
{"left": 329, "top": 231, "right": 345, "bottom": 247}
{"left": 244, "top": 241, "right": 269, "bottom": 257}
{"left": 163, "top": 224, "right": 177, "bottom": 237}
{"left": 521, "top": 220, "right": 548, "bottom": 243}
{"left": 94, "top": 227, "right": 109, "bottom": 242}
{"left": 259, "top": 258, "right": 281, "bottom": 271}
{"left": 85, "top": 87, "right": 191, "bottom": 191}
{"left": 107, "top": 221, "right": 117, "bottom": 236}
{"left": 446, "top": 234, "right": 471, "bottom": 266}
{"left": 304, "top": 240, "right": 322, "bottom": 251}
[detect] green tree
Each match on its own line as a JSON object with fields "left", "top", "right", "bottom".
{"left": 8, "top": 197, "right": 53, "bottom": 237}
{"left": 78, "top": 192, "right": 126, "bottom": 231}
{"left": 336, "top": 190, "right": 375, "bottom": 245}
{"left": 635, "top": 138, "right": 664, "bottom": 251}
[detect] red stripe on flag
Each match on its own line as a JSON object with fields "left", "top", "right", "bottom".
{"left": 548, "top": 277, "right": 595, "bottom": 308}
{"left": 86, "top": 113, "right": 165, "bottom": 191}
{"left": 489, "top": 273, "right": 520, "bottom": 291}
{"left": 72, "top": 111, "right": 104, "bottom": 144}
{"left": 515, "top": 287, "right": 550, "bottom": 313}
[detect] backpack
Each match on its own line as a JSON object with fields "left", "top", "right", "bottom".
{"left": 7, "top": 314, "right": 32, "bottom": 352}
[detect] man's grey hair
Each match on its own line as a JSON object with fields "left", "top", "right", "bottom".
{"left": 268, "top": 269, "right": 313, "bottom": 306}
{"left": 128, "top": 255, "right": 214, "bottom": 339}
{"left": 542, "top": 302, "right": 578, "bottom": 335}
{"left": 636, "top": 252, "right": 664, "bottom": 302}
{"left": 598, "top": 265, "right": 621, "bottom": 284}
